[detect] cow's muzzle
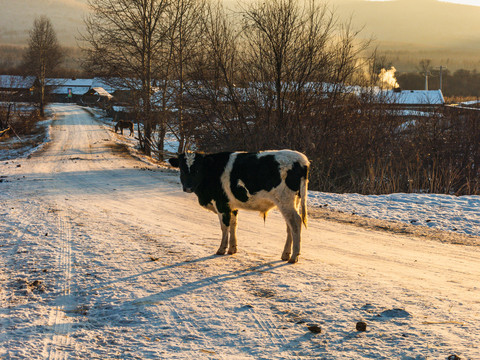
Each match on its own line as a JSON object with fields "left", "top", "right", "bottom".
{"left": 183, "top": 187, "right": 193, "bottom": 193}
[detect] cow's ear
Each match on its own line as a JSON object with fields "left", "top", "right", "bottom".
{"left": 168, "top": 157, "right": 180, "bottom": 167}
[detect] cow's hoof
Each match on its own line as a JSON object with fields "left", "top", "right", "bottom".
{"left": 281, "top": 253, "right": 290, "bottom": 261}
{"left": 288, "top": 255, "right": 299, "bottom": 264}
{"left": 227, "top": 248, "right": 237, "bottom": 255}
{"left": 216, "top": 249, "right": 226, "bottom": 255}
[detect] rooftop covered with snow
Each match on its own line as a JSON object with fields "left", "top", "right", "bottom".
{"left": 382, "top": 89, "right": 445, "bottom": 105}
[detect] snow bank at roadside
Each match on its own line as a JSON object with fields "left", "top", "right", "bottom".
{"left": 309, "top": 192, "right": 480, "bottom": 238}
{"left": 0, "top": 111, "right": 53, "bottom": 161}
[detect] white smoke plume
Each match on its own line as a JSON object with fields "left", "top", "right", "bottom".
{"left": 378, "top": 66, "right": 399, "bottom": 89}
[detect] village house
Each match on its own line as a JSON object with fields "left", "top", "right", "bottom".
{"left": 0, "top": 75, "right": 36, "bottom": 101}
{"left": 81, "top": 87, "right": 113, "bottom": 106}
{"left": 47, "top": 78, "right": 95, "bottom": 102}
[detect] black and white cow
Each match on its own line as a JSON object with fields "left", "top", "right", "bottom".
{"left": 168, "top": 150, "right": 310, "bottom": 263}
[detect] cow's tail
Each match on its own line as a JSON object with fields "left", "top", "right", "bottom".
{"left": 300, "top": 168, "right": 309, "bottom": 228}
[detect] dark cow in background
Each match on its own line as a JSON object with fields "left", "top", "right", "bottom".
{"left": 169, "top": 150, "right": 310, "bottom": 263}
{"left": 114, "top": 120, "right": 134, "bottom": 136}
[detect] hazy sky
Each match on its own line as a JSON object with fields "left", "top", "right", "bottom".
{"left": 2, "top": 0, "right": 480, "bottom": 51}
{"left": 370, "top": 0, "right": 480, "bottom": 4}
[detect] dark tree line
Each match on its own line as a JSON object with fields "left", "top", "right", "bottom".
{"left": 80, "top": 0, "right": 480, "bottom": 194}
{"left": 80, "top": 0, "right": 372, "bottom": 158}
{"left": 310, "top": 103, "right": 480, "bottom": 195}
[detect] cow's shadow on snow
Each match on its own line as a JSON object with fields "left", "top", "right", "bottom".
{"left": 84, "top": 256, "right": 289, "bottom": 331}
{"left": 129, "top": 257, "right": 289, "bottom": 306}
{"left": 87, "top": 255, "right": 218, "bottom": 293}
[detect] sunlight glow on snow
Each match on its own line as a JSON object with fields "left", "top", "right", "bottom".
{"left": 438, "top": 0, "right": 480, "bottom": 6}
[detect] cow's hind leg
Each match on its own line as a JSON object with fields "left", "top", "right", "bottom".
{"left": 280, "top": 207, "right": 302, "bottom": 263}
{"left": 228, "top": 210, "right": 238, "bottom": 255}
{"left": 216, "top": 212, "right": 230, "bottom": 255}
{"left": 281, "top": 225, "right": 292, "bottom": 261}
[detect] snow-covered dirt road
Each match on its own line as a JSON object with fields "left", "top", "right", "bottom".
{"left": 1, "top": 104, "right": 479, "bottom": 359}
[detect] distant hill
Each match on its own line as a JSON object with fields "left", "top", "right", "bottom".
{"left": 2, "top": 0, "right": 480, "bottom": 71}
{"left": 334, "top": 0, "right": 480, "bottom": 71}
{"left": 0, "top": 0, "right": 88, "bottom": 46}
{"left": 335, "top": 0, "right": 480, "bottom": 49}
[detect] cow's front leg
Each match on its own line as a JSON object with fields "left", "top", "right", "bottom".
{"left": 228, "top": 210, "right": 238, "bottom": 255}
{"left": 216, "top": 212, "right": 230, "bottom": 255}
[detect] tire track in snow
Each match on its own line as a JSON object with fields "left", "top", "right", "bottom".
{"left": 43, "top": 213, "right": 76, "bottom": 360}
{"left": 86, "top": 227, "right": 247, "bottom": 359}
{"left": 244, "top": 305, "right": 294, "bottom": 359}
{"left": 226, "top": 259, "right": 296, "bottom": 360}
{"left": 151, "top": 265, "right": 233, "bottom": 359}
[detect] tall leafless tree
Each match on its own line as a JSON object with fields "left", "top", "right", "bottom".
{"left": 188, "top": 0, "right": 370, "bottom": 150}
{"left": 23, "top": 16, "right": 63, "bottom": 117}
{"left": 168, "top": 0, "right": 205, "bottom": 153}
{"left": 184, "top": 1, "right": 245, "bottom": 149}
{"left": 240, "top": 0, "right": 340, "bottom": 148}
{"left": 82, "top": 0, "right": 172, "bottom": 156}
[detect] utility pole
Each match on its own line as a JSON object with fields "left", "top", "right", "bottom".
{"left": 435, "top": 65, "right": 447, "bottom": 92}
{"left": 419, "top": 59, "right": 432, "bottom": 91}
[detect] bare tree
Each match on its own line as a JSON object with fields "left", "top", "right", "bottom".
{"left": 190, "top": 0, "right": 368, "bottom": 151}
{"left": 163, "top": 0, "right": 206, "bottom": 153}
{"left": 82, "top": 0, "right": 172, "bottom": 156}
{"left": 241, "top": 0, "right": 333, "bottom": 128}
{"left": 23, "top": 16, "right": 63, "bottom": 117}
{"left": 184, "top": 1, "right": 247, "bottom": 149}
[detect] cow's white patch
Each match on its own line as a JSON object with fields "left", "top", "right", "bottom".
{"left": 258, "top": 150, "right": 310, "bottom": 180}
{"left": 185, "top": 151, "right": 196, "bottom": 170}
{"left": 200, "top": 200, "right": 218, "bottom": 215}
{"left": 220, "top": 153, "right": 238, "bottom": 196}
{"left": 237, "top": 179, "right": 251, "bottom": 198}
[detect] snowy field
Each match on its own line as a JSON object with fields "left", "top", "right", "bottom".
{"left": 309, "top": 192, "right": 480, "bottom": 238}
{"left": 0, "top": 104, "right": 479, "bottom": 359}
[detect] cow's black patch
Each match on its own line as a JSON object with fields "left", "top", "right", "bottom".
{"left": 285, "top": 162, "right": 308, "bottom": 192}
{"left": 191, "top": 152, "right": 232, "bottom": 218}
{"left": 230, "top": 153, "right": 282, "bottom": 202}
{"left": 221, "top": 212, "right": 231, "bottom": 227}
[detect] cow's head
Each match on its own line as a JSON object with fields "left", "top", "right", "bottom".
{"left": 168, "top": 152, "right": 206, "bottom": 193}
